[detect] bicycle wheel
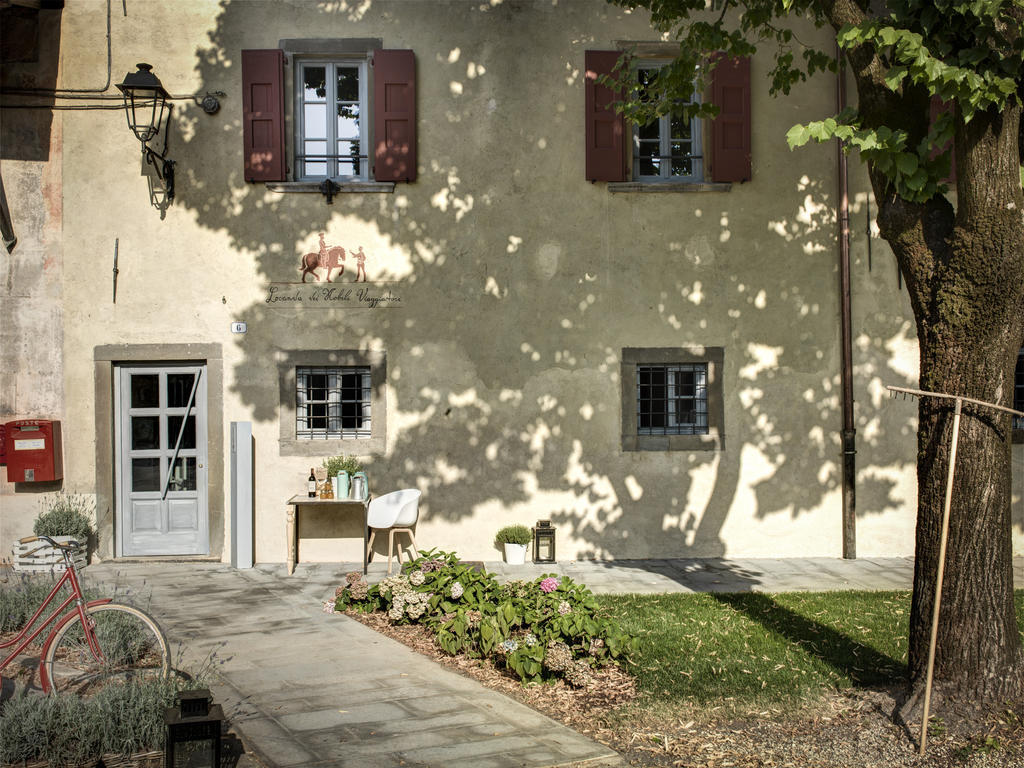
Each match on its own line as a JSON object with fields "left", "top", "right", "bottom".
{"left": 42, "top": 603, "right": 170, "bottom": 695}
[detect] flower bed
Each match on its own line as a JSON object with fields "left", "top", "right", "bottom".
{"left": 330, "top": 549, "right": 636, "bottom": 687}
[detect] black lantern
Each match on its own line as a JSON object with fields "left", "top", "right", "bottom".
{"left": 533, "top": 520, "right": 556, "bottom": 563}
{"left": 117, "top": 63, "right": 176, "bottom": 202}
{"left": 117, "top": 63, "right": 170, "bottom": 144}
{"left": 164, "top": 688, "right": 223, "bottom": 768}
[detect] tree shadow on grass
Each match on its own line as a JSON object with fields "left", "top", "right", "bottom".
{"left": 713, "top": 592, "right": 908, "bottom": 688}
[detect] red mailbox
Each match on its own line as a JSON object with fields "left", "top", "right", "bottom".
{"left": 4, "top": 420, "right": 63, "bottom": 482}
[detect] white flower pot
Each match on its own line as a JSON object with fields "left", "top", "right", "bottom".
{"left": 503, "top": 542, "right": 528, "bottom": 565}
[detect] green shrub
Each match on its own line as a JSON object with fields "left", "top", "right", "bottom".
{"left": 322, "top": 454, "right": 363, "bottom": 476}
{"left": 0, "top": 677, "right": 199, "bottom": 765}
{"left": 33, "top": 493, "right": 95, "bottom": 543}
{"left": 0, "top": 572, "right": 98, "bottom": 632}
{"left": 495, "top": 524, "right": 531, "bottom": 545}
{"left": 334, "top": 549, "right": 636, "bottom": 687}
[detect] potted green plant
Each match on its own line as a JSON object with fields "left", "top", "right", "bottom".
{"left": 323, "top": 455, "right": 363, "bottom": 499}
{"left": 495, "top": 524, "right": 531, "bottom": 565}
{"left": 13, "top": 493, "right": 94, "bottom": 572}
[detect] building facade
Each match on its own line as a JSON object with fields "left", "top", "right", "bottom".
{"left": 2, "top": 0, "right": 1022, "bottom": 565}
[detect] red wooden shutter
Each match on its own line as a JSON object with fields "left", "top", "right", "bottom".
{"left": 929, "top": 95, "right": 957, "bottom": 184}
{"left": 373, "top": 50, "right": 417, "bottom": 182}
{"left": 241, "top": 49, "right": 286, "bottom": 182}
{"left": 710, "top": 55, "right": 751, "bottom": 183}
{"left": 585, "top": 51, "right": 626, "bottom": 182}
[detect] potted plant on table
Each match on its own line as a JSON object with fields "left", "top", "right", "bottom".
{"left": 323, "top": 455, "right": 363, "bottom": 499}
{"left": 12, "top": 493, "right": 94, "bottom": 572}
{"left": 495, "top": 524, "right": 531, "bottom": 565}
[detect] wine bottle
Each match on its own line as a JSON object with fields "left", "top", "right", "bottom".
{"left": 308, "top": 468, "right": 317, "bottom": 498}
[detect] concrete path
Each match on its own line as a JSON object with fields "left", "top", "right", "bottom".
{"left": 78, "top": 557, "right": 1024, "bottom": 768}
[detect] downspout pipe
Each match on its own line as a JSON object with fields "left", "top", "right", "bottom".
{"left": 837, "top": 45, "right": 857, "bottom": 558}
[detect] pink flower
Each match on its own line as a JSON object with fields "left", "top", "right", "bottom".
{"left": 539, "top": 577, "right": 560, "bottom": 593}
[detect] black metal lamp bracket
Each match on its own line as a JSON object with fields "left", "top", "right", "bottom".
{"left": 319, "top": 179, "right": 341, "bottom": 204}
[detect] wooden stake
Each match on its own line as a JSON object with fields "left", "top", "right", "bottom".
{"left": 920, "top": 396, "right": 962, "bottom": 755}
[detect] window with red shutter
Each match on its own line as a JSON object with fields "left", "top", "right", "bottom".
{"left": 242, "top": 49, "right": 286, "bottom": 183}
{"left": 585, "top": 51, "right": 626, "bottom": 182}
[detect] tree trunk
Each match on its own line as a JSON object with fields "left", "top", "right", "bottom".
{"left": 890, "top": 103, "right": 1024, "bottom": 704}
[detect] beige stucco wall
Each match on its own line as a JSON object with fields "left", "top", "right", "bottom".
{"left": 4, "top": 0, "right": 1022, "bottom": 564}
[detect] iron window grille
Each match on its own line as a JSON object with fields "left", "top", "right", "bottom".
{"left": 296, "top": 366, "right": 371, "bottom": 439}
{"left": 637, "top": 363, "right": 709, "bottom": 435}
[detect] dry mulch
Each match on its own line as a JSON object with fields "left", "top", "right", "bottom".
{"left": 343, "top": 610, "right": 1024, "bottom": 768}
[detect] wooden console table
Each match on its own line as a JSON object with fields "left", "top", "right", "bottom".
{"left": 285, "top": 495, "right": 370, "bottom": 576}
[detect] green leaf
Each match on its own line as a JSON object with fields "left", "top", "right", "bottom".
{"left": 895, "top": 153, "right": 919, "bottom": 177}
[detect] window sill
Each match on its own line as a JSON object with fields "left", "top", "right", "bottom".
{"left": 266, "top": 181, "right": 396, "bottom": 194}
{"left": 622, "top": 432, "right": 723, "bottom": 452}
{"left": 608, "top": 181, "right": 732, "bottom": 194}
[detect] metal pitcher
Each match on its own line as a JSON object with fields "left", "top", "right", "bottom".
{"left": 350, "top": 471, "right": 368, "bottom": 501}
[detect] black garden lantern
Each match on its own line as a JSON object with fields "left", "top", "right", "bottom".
{"left": 117, "top": 63, "right": 170, "bottom": 144}
{"left": 533, "top": 520, "right": 556, "bottom": 563}
{"left": 164, "top": 688, "right": 223, "bottom": 768}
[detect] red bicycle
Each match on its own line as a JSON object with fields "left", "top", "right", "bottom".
{"left": 0, "top": 535, "right": 170, "bottom": 694}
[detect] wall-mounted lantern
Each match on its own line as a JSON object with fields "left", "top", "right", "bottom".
{"left": 164, "top": 688, "right": 223, "bottom": 767}
{"left": 117, "top": 63, "right": 177, "bottom": 201}
{"left": 533, "top": 520, "right": 556, "bottom": 563}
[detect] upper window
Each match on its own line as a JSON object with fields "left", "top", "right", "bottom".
{"left": 621, "top": 347, "right": 724, "bottom": 451}
{"left": 296, "top": 60, "right": 368, "bottom": 181}
{"left": 242, "top": 45, "right": 416, "bottom": 185}
{"left": 296, "top": 366, "right": 371, "bottom": 439}
{"left": 633, "top": 62, "right": 702, "bottom": 182}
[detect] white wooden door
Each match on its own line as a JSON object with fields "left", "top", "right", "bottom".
{"left": 115, "top": 365, "right": 209, "bottom": 556}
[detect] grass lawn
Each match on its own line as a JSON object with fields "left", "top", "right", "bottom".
{"left": 598, "top": 589, "right": 1024, "bottom": 713}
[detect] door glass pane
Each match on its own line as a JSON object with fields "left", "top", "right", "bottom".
{"left": 131, "top": 416, "right": 160, "bottom": 450}
{"left": 303, "top": 66, "right": 327, "bottom": 101}
{"left": 132, "top": 458, "right": 161, "bottom": 492}
{"left": 167, "top": 415, "right": 196, "bottom": 450}
{"left": 168, "top": 457, "right": 197, "bottom": 492}
{"left": 130, "top": 375, "right": 159, "bottom": 408}
{"left": 167, "top": 374, "right": 195, "bottom": 408}
{"left": 337, "top": 66, "right": 359, "bottom": 101}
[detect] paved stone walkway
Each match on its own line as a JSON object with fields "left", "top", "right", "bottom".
{"left": 75, "top": 557, "right": 1023, "bottom": 767}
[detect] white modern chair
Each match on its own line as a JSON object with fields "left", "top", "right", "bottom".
{"left": 366, "top": 489, "right": 421, "bottom": 575}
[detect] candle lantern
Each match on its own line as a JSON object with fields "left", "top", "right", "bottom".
{"left": 164, "top": 688, "right": 223, "bottom": 768}
{"left": 533, "top": 520, "right": 556, "bottom": 563}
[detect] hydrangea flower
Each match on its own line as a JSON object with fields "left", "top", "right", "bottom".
{"left": 345, "top": 571, "right": 363, "bottom": 584}
{"left": 409, "top": 570, "right": 426, "bottom": 586}
{"left": 450, "top": 581, "right": 464, "bottom": 599}
{"left": 322, "top": 600, "right": 337, "bottom": 614}
{"left": 501, "top": 639, "right": 519, "bottom": 653}
{"left": 466, "top": 609, "right": 483, "bottom": 626}
{"left": 539, "top": 577, "right": 560, "bottom": 593}
{"left": 349, "top": 581, "right": 369, "bottom": 600}
{"left": 557, "top": 601, "right": 572, "bottom": 615}
{"left": 588, "top": 637, "right": 604, "bottom": 656}
{"left": 543, "top": 641, "right": 572, "bottom": 672}
{"left": 564, "top": 659, "right": 592, "bottom": 688}
{"left": 523, "top": 633, "right": 538, "bottom": 647}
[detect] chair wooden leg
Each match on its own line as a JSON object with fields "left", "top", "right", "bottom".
{"left": 387, "top": 529, "right": 396, "bottom": 575}
{"left": 407, "top": 530, "right": 418, "bottom": 560}
{"left": 366, "top": 530, "right": 376, "bottom": 563}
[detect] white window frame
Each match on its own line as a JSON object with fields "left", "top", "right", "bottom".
{"left": 294, "top": 58, "right": 369, "bottom": 181}
{"left": 631, "top": 59, "right": 703, "bottom": 183}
